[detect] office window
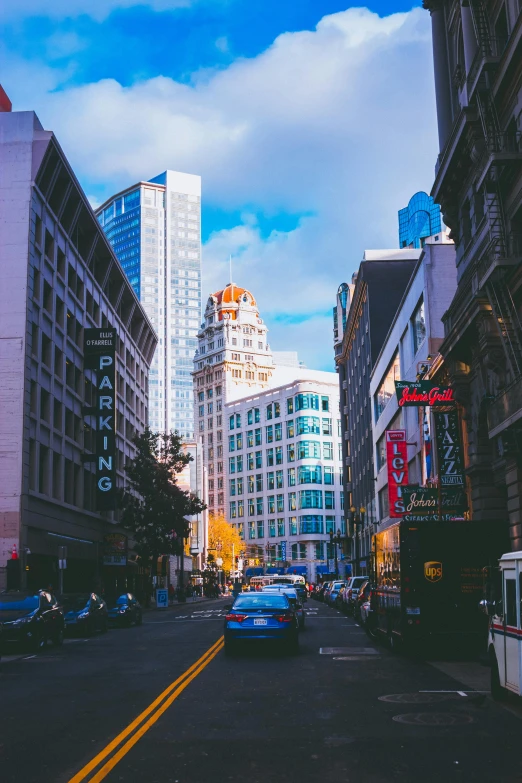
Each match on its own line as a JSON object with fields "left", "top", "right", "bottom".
{"left": 236, "top": 432, "right": 243, "bottom": 449}
{"left": 290, "top": 517, "right": 298, "bottom": 536}
{"left": 286, "top": 420, "right": 295, "bottom": 438}
{"left": 248, "top": 498, "right": 255, "bottom": 516}
{"left": 324, "top": 466, "right": 334, "bottom": 485}
{"left": 297, "top": 441, "right": 320, "bottom": 460}
{"left": 287, "top": 397, "right": 294, "bottom": 414}
{"left": 256, "top": 497, "right": 263, "bottom": 515}
{"left": 236, "top": 454, "right": 243, "bottom": 472}
{"left": 266, "top": 425, "right": 273, "bottom": 443}
{"left": 315, "top": 542, "right": 324, "bottom": 560}
{"left": 247, "top": 409, "right": 253, "bottom": 425}
{"left": 230, "top": 501, "right": 237, "bottom": 519}
{"left": 412, "top": 298, "right": 426, "bottom": 355}
{"left": 249, "top": 520, "right": 256, "bottom": 539}
{"left": 277, "top": 494, "right": 284, "bottom": 512}
{"left": 254, "top": 408, "right": 261, "bottom": 423}
{"left": 269, "top": 519, "right": 276, "bottom": 537}
{"left": 325, "top": 491, "right": 335, "bottom": 509}
{"left": 299, "top": 490, "right": 323, "bottom": 509}
{"left": 288, "top": 492, "right": 296, "bottom": 511}
{"left": 320, "top": 441, "right": 332, "bottom": 461}
{"left": 376, "top": 431, "right": 387, "bottom": 471}
{"left": 228, "top": 435, "right": 235, "bottom": 452}
{"left": 268, "top": 495, "right": 275, "bottom": 514}
{"left": 321, "top": 396, "right": 329, "bottom": 412}
{"left": 257, "top": 520, "right": 264, "bottom": 539}
{"left": 326, "top": 516, "right": 335, "bottom": 534}
{"left": 274, "top": 402, "right": 281, "bottom": 418}
{"left": 229, "top": 479, "right": 236, "bottom": 496}
{"left": 238, "top": 499, "right": 244, "bottom": 517}
{"left": 287, "top": 443, "right": 296, "bottom": 462}
{"left": 238, "top": 522, "right": 244, "bottom": 539}
{"left": 255, "top": 451, "right": 262, "bottom": 469}
{"left": 287, "top": 467, "right": 296, "bottom": 486}
{"left": 277, "top": 518, "right": 285, "bottom": 537}
{"left": 247, "top": 430, "right": 254, "bottom": 448}
{"left": 276, "top": 469, "right": 284, "bottom": 489}
{"left": 296, "top": 416, "right": 320, "bottom": 435}
{"left": 248, "top": 475, "right": 255, "bottom": 493}
{"left": 322, "top": 418, "right": 332, "bottom": 436}
{"left": 295, "top": 393, "right": 319, "bottom": 411}
{"left": 300, "top": 515, "right": 324, "bottom": 534}
{"left": 236, "top": 413, "right": 241, "bottom": 428}
{"left": 266, "top": 403, "right": 273, "bottom": 420}
{"left": 255, "top": 428, "right": 262, "bottom": 446}
{"left": 247, "top": 452, "right": 254, "bottom": 471}
{"left": 256, "top": 474, "right": 263, "bottom": 492}
{"left": 375, "top": 350, "right": 400, "bottom": 421}
{"left": 275, "top": 422, "right": 282, "bottom": 441}
{"left": 291, "top": 543, "right": 307, "bottom": 560}
{"left": 275, "top": 447, "right": 283, "bottom": 465}
{"left": 266, "top": 448, "right": 274, "bottom": 467}
{"left": 298, "top": 465, "right": 322, "bottom": 484}
{"left": 267, "top": 471, "right": 275, "bottom": 490}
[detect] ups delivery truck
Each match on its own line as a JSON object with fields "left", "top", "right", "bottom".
{"left": 370, "top": 519, "right": 506, "bottom": 655}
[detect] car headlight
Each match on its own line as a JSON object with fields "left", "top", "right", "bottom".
{"left": 119, "top": 608, "right": 127, "bottom": 614}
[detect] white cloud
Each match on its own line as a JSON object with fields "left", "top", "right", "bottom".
{"left": 7, "top": 6, "right": 438, "bottom": 369}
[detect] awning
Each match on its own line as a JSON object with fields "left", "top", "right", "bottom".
{"left": 316, "top": 565, "right": 329, "bottom": 574}
{"left": 266, "top": 567, "right": 285, "bottom": 575}
{"left": 286, "top": 565, "right": 308, "bottom": 575}
{"left": 245, "top": 567, "right": 264, "bottom": 577}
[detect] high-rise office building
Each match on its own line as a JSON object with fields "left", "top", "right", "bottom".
{"left": 96, "top": 171, "right": 201, "bottom": 438}
{"left": 398, "top": 191, "right": 442, "bottom": 249}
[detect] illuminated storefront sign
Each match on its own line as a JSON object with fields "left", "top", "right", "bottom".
{"left": 386, "top": 430, "right": 409, "bottom": 518}
{"left": 395, "top": 381, "right": 455, "bottom": 407}
{"left": 402, "top": 485, "right": 467, "bottom": 518}
{"left": 434, "top": 410, "right": 465, "bottom": 488}
{"left": 84, "top": 328, "right": 117, "bottom": 510}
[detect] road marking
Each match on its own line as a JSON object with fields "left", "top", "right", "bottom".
{"left": 67, "top": 636, "right": 224, "bottom": 783}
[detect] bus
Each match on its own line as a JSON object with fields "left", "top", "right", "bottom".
{"left": 271, "top": 574, "right": 306, "bottom": 587}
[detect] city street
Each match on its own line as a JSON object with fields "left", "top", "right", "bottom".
{"left": 1, "top": 598, "right": 522, "bottom": 783}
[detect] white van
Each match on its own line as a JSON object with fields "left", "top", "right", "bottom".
{"left": 487, "top": 551, "right": 522, "bottom": 699}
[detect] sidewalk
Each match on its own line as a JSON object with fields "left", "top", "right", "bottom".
{"left": 428, "top": 659, "right": 490, "bottom": 693}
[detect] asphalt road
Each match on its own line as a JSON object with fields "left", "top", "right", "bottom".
{"left": 1, "top": 597, "right": 522, "bottom": 783}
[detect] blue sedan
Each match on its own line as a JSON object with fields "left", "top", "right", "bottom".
{"left": 224, "top": 593, "right": 299, "bottom": 655}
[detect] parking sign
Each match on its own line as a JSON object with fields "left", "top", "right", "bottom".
{"left": 156, "top": 588, "right": 168, "bottom": 609}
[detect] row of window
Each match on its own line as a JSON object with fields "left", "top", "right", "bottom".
{"left": 229, "top": 417, "right": 337, "bottom": 439}
{"left": 231, "top": 517, "right": 346, "bottom": 542}
{"left": 227, "top": 442, "right": 338, "bottom": 463}
{"left": 229, "top": 491, "right": 342, "bottom": 517}
{"left": 228, "top": 395, "right": 331, "bottom": 430}
{"left": 228, "top": 466, "right": 338, "bottom": 493}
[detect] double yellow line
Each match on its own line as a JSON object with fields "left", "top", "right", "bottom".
{"left": 68, "top": 635, "right": 224, "bottom": 783}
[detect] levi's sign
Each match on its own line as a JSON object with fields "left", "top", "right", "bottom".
{"left": 395, "top": 381, "right": 455, "bottom": 407}
{"left": 386, "top": 430, "right": 409, "bottom": 518}
{"left": 84, "top": 328, "right": 117, "bottom": 510}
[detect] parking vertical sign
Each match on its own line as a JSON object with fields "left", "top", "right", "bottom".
{"left": 156, "top": 588, "right": 168, "bottom": 609}
{"left": 281, "top": 541, "right": 287, "bottom": 561}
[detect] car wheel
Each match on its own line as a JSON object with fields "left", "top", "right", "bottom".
{"left": 54, "top": 627, "right": 64, "bottom": 647}
{"left": 388, "top": 631, "right": 400, "bottom": 652}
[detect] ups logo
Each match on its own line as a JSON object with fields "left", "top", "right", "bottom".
{"left": 424, "top": 561, "right": 442, "bottom": 582}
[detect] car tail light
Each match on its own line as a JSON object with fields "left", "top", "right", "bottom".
{"left": 274, "top": 614, "right": 293, "bottom": 623}
{"left": 225, "top": 614, "right": 248, "bottom": 622}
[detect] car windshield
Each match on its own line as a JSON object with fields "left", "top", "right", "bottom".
{"left": 63, "top": 595, "right": 90, "bottom": 611}
{"left": 233, "top": 595, "right": 289, "bottom": 609}
{"left": 333, "top": 583, "right": 344, "bottom": 589}
{"left": 0, "top": 595, "right": 39, "bottom": 611}
{"left": 116, "top": 596, "right": 129, "bottom": 605}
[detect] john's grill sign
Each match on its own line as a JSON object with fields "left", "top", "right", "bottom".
{"left": 395, "top": 381, "right": 455, "bottom": 407}
{"left": 84, "top": 328, "right": 117, "bottom": 510}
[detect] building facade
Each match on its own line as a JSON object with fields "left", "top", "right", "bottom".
{"left": 369, "top": 233, "right": 457, "bottom": 528}
{"left": 97, "top": 170, "right": 201, "bottom": 439}
{"left": 334, "top": 249, "right": 420, "bottom": 575}
{"left": 193, "top": 284, "right": 277, "bottom": 519}
{"left": 0, "top": 106, "right": 156, "bottom": 591}
{"left": 424, "top": 0, "right": 522, "bottom": 549}
{"left": 225, "top": 376, "right": 343, "bottom": 582}
{"left": 398, "top": 191, "right": 442, "bottom": 249}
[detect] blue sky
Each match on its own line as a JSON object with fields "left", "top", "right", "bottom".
{"left": 1, "top": 0, "right": 436, "bottom": 370}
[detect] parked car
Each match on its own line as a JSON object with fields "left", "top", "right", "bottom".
{"left": 317, "top": 582, "right": 332, "bottom": 602}
{"left": 261, "top": 586, "right": 305, "bottom": 630}
{"left": 107, "top": 593, "right": 143, "bottom": 626}
{"left": 341, "top": 576, "right": 368, "bottom": 615}
{"left": 224, "top": 592, "right": 299, "bottom": 655}
{"left": 335, "top": 585, "right": 347, "bottom": 610}
{"left": 353, "top": 581, "right": 372, "bottom": 623}
{"left": 326, "top": 581, "right": 346, "bottom": 606}
{"left": 0, "top": 590, "right": 65, "bottom": 652}
{"left": 62, "top": 593, "right": 108, "bottom": 636}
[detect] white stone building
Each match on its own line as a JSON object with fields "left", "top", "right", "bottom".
{"left": 369, "top": 233, "right": 457, "bottom": 529}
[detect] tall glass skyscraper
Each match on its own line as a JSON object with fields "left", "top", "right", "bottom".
{"left": 398, "top": 191, "right": 442, "bottom": 249}
{"left": 96, "top": 171, "right": 201, "bottom": 438}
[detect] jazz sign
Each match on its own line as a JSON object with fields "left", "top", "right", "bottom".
{"left": 84, "top": 328, "right": 117, "bottom": 510}
{"left": 386, "top": 430, "right": 409, "bottom": 518}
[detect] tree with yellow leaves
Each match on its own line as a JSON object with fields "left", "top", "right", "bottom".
{"left": 207, "top": 513, "right": 243, "bottom": 574}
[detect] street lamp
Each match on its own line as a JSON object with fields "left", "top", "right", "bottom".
{"left": 348, "top": 506, "right": 366, "bottom": 575}
{"left": 329, "top": 529, "right": 343, "bottom": 578}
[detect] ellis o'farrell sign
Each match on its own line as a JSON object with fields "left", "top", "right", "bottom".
{"left": 395, "top": 381, "right": 455, "bottom": 407}
{"left": 386, "top": 430, "right": 409, "bottom": 518}
{"left": 84, "top": 328, "right": 117, "bottom": 510}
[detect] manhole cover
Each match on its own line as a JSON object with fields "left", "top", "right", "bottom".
{"left": 392, "top": 712, "right": 474, "bottom": 726}
{"left": 379, "top": 693, "right": 461, "bottom": 704}
{"left": 320, "top": 647, "right": 379, "bottom": 655}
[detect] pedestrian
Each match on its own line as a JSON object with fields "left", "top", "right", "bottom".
{"left": 168, "top": 582, "right": 175, "bottom": 605}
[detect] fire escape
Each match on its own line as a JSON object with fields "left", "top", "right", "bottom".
{"left": 468, "top": 0, "right": 522, "bottom": 382}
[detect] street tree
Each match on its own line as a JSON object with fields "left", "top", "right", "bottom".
{"left": 120, "top": 428, "right": 205, "bottom": 592}
{"left": 207, "top": 513, "right": 243, "bottom": 575}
